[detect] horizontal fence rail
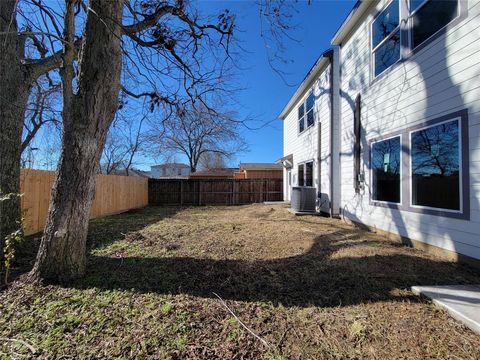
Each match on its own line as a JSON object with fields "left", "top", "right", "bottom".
{"left": 149, "top": 179, "right": 283, "bottom": 206}
{"left": 20, "top": 169, "right": 149, "bottom": 235}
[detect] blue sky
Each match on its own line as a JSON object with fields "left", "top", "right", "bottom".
{"left": 27, "top": 0, "right": 357, "bottom": 171}
{"left": 195, "top": 0, "right": 357, "bottom": 166}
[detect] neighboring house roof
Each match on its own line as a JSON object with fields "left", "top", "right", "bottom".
{"left": 239, "top": 163, "right": 283, "bottom": 171}
{"left": 278, "top": 48, "right": 333, "bottom": 120}
{"left": 189, "top": 168, "right": 238, "bottom": 179}
{"left": 112, "top": 169, "right": 151, "bottom": 178}
{"left": 151, "top": 163, "right": 190, "bottom": 169}
{"left": 153, "top": 175, "right": 189, "bottom": 179}
{"left": 331, "top": 0, "right": 376, "bottom": 45}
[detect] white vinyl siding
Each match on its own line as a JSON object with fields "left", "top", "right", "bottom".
{"left": 283, "top": 64, "right": 332, "bottom": 212}
{"left": 339, "top": 0, "right": 480, "bottom": 259}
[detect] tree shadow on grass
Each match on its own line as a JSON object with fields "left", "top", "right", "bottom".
{"left": 75, "top": 229, "right": 480, "bottom": 308}
{"left": 1, "top": 206, "right": 178, "bottom": 288}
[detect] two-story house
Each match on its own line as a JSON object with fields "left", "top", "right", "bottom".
{"left": 280, "top": 0, "right": 480, "bottom": 263}
{"left": 151, "top": 163, "right": 190, "bottom": 179}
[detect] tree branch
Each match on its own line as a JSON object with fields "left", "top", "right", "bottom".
{"left": 25, "top": 38, "right": 82, "bottom": 80}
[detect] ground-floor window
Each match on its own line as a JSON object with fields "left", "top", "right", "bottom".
{"left": 305, "top": 161, "right": 313, "bottom": 186}
{"left": 298, "top": 164, "right": 304, "bottom": 186}
{"left": 369, "top": 110, "right": 469, "bottom": 219}
{"left": 298, "top": 161, "right": 314, "bottom": 187}
{"left": 411, "top": 118, "right": 460, "bottom": 211}
{"left": 371, "top": 136, "right": 401, "bottom": 203}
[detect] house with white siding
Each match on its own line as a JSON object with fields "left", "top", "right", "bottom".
{"left": 279, "top": 0, "right": 480, "bottom": 264}
{"left": 278, "top": 48, "right": 341, "bottom": 215}
{"left": 151, "top": 163, "right": 190, "bottom": 179}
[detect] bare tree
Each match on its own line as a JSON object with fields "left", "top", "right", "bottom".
{"left": 1, "top": 0, "right": 299, "bottom": 257}
{"left": 101, "top": 131, "right": 126, "bottom": 175}
{"left": 0, "top": 0, "right": 69, "bottom": 245}
{"left": 29, "top": 0, "right": 235, "bottom": 282}
{"left": 29, "top": 0, "right": 124, "bottom": 282}
{"left": 101, "top": 114, "right": 147, "bottom": 175}
{"left": 152, "top": 102, "right": 247, "bottom": 173}
{"left": 199, "top": 152, "right": 229, "bottom": 170}
{"left": 22, "top": 79, "right": 61, "bottom": 155}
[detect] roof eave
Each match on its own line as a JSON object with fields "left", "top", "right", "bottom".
{"left": 331, "top": 0, "right": 376, "bottom": 45}
{"left": 278, "top": 49, "right": 333, "bottom": 120}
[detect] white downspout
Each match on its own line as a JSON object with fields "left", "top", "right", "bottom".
{"left": 316, "top": 93, "right": 322, "bottom": 212}
{"left": 330, "top": 47, "right": 341, "bottom": 217}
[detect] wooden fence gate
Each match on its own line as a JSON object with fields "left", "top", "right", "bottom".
{"left": 148, "top": 179, "right": 283, "bottom": 206}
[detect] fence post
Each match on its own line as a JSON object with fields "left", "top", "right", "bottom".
{"left": 180, "top": 180, "right": 184, "bottom": 206}
{"left": 198, "top": 181, "right": 202, "bottom": 206}
{"left": 232, "top": 180, "right": 236, "bottom": 205}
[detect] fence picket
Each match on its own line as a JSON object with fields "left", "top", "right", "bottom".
{"left": 20, "top": 169, "right": 148, "bottom": 235}
{"left": 149, "top": 179, "right": 283, "bottom": 206}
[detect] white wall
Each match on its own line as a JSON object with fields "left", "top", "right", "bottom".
{"left": 151, "top": 166, "right": 190, "bottom": 178}
{"left": 338, "top": 0, "right": 480, "bottom": 259}
{"left": 283, "top": 64, "right": 332, "bottom": 212}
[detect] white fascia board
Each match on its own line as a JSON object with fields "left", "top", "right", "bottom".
{"left": 331, "top": 0, "right": 377, "bottom": 46}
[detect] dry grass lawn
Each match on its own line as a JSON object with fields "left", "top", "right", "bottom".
{"left": 1, "top": 204, "right": 480, "bottom": 359}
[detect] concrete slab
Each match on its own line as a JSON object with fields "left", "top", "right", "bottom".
{"left": 411, "top": 285, "right": 480, "bottom": 334}
{"left": 287, "top": 208, "right": 319, "bottom": 216}
{"left": 263, "top": 201, "right": 290, "bottom": 205}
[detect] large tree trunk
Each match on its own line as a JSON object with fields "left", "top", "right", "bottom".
{"left": 30, "top": 0, "right": 123, "bottom": 283}
{"left": 0, "top": 1, "right": 31, "bottom": 248}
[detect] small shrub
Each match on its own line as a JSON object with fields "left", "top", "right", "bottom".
{"left": 1, "top": 192, "right": 24, "bottom": 286}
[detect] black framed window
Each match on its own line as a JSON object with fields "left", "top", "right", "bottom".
{"left": 411, "top": 119, "right": 460, "bottom": 211}
{"left": 298, "top": 161, "right": 314, "bottom": 186}
{"left": 298, "top": 92, "right": 315, "bottom": 134}
{"left": 410, "top": 0, "right": 458, "bottom": 49}
{"left": 298, "top": 164, "right": 305, "bottom": 186}
{"left": 298, "top": 104, "right": 305, "bottom": 133}
{"left": 306, "top": 93, "right": 315, "bottom": 128}
{"left": 371, "top": 0, "right": 401, "bottom": 77}
{"left": 305, "top": 161, "right": 313, "bottom": 186}
{"left": 371, "top": 136, "right": 401, "bottom": 203}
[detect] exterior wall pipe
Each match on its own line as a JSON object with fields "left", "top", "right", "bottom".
{"left": 321, "top": 48, "right": 340, "bottom": 217}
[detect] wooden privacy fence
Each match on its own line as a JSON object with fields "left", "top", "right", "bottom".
{"left": 20, "top": 169, "right": 148, "bottom": 235}
{"left": 149, "top": 179, "right": 283, "bottom": 206}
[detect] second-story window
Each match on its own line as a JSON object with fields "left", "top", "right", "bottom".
{"left": 371, "top": 0, "right": 460, "bottom": 79}
{"left": 306, "top": 93, "right": 315, "bottom": 128}
{"left": 371, "top": 0, "right": 401, "bottom": 77}
{"left": 298, "top": 92, "right": 315, "bottom": 134}
{"left": 298, "top": 103, "right": 305, "bottom": 133}
{"left": 410, "top": 0, "right": 458, "bottom": 49}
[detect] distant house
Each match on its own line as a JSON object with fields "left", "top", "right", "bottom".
{"left": 151, "top": 163, "right": 190, "bottom": 179}
{"left": 234, "top": 163, "right": 283, "bottom": 180}
{"left": 189, "top": 168, "right": 238, "bottom": 180}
